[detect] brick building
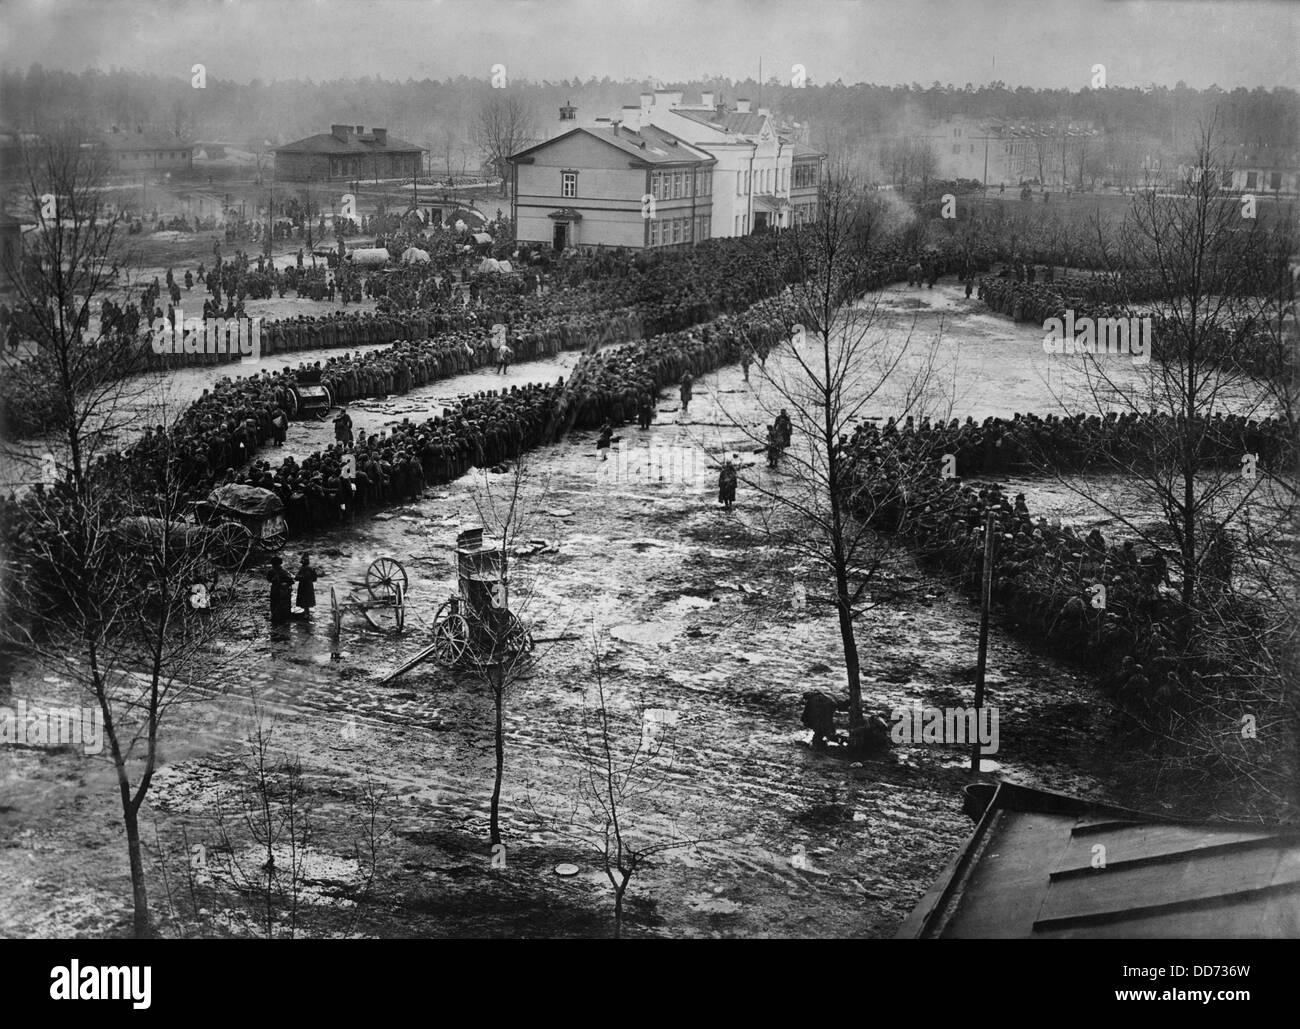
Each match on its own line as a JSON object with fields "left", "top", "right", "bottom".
{"left": 273, "top": 125, "right": 424, "bottom": 182}
{"left": 100, "top": 128, "right": 194, "bottom": 175}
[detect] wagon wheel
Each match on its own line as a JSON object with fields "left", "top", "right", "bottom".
{"left": 361, "top": 582, "right": 406, "bottom": 634}
{"left": 503, "top": 611, "right": 534, "bottom": 658}
{"left": 262, "top": 524, "right": 288, "bottom": 552}
{"left": 366, "top": 557, "right": 408, "bottom": 601}
{"left": 286, "top": 389, "right": 299, "bottom": 418}
{"left": 433, "top": 612, "right": 471, "bottom": 667}
{"left": 211, "top": 520, "right": 253, "bottom": 567}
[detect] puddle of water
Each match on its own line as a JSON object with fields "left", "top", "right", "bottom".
{"left": 609, "top": 622, "right": 678, "bottom": 645}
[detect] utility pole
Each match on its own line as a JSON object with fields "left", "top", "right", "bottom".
{"left": 265, "top": 167, "right": 273, "bottom": 261}
{"left": 972, "top": 511, "right": 995, "bottom": 773}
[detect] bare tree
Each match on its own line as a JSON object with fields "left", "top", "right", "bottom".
{"left": 466, "top": 459, "right": 551, "bottom": 847}
{"left": 1043, "top": 123, "right": 1299, "bottom": 808}
{"left": 541, "top": 628, "right": 716, "bottom": 938}
{"left": 473, "top": 92, "right": 537, "bottom": 198}
{"left": 0, "top": 132, "right": 246, "bottom": 937}
{"left": 722, "top": 168, "right": 948, "bottom": 742}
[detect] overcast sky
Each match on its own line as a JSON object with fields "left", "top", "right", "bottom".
{"left": 0, "top": 0, "right": 1295, "bottom": 89}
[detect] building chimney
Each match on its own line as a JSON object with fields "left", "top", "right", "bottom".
{"left": 736, "top": 98, "right": 751, "bottom": 114}
{"left": 621, "top": 105, "right": 641, "bottom": 131}
{"left": 758, "top": 107, "right": 770, "bottom": 117}
{"left": 701, "top": 91, "right": 714, "bottom": 108}
{"left": 373, "top": 128, "right": 388, "bottom": 145}
{"left": 331, "top": 124, "right": 350, "bottom": 141}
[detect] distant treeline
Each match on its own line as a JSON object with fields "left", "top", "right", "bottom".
{"left": 2, "top": 66, "right": 1295, "bottom": 158}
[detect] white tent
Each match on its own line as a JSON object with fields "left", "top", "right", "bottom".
{"left": 348, "top": 247, "right": 391, "bottom": 267}
{"left": 477, "top": 258, "right": 502, "bottom": 273}
{"left": 400, "top": 246, "right": 431, "bottom": 264}
{"left": 496, "top": 260, "right": 513, "bottom": 274}
{"left": 472, "top": 232, "right": 493, "bottom": 245}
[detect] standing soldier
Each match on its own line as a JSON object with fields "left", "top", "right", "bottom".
{"left": 637, "top": 390, "right": 654, "bottom": 431}
{"left": 267, "top": 556, "right": 294, "bottom": 625}
{"left": 740, "top": 348, "right": 751, "bottom": 384}
{"left": 766, "top": 424, "right": 782, "bottom": 469}
{"left": 774, "top": 409, "right": 793, "bottom": 452}
{"left": 497, "top": 342, "right": 513, "bottom": 374}
{"left": 333, "top": 408, "right": 354, "bottom": 445}
{"left": 295, "top": 554, "right": 319, "bottom": 617}
{"left": 717, "top": 455, "right": 738, "bottom": 510}
{"left": 679, "top": 372, "right": 693, "bottom": 418}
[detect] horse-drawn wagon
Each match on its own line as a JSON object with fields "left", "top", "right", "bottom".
{"left": 192, "top": 484, "right": 288, "bottom": 562}
{"left": 286, "top": 367, "right": 333, "bottom": 420}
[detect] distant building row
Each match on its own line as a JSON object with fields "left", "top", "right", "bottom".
{"left": 509, "top": 91, "right": 825, "bottom": 251}
{"left": 894, "top": 115, "right": 1300, "bottom": 193}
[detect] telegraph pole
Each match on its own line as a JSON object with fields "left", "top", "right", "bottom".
{"left": 972, "top": 511, "right": 995, "bottom": 773}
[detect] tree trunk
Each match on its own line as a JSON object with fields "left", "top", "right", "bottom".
{"left": 124, "top": 807, "right": 151, "bottom": 938}
{"left": 613, "top": 875, "right": 630, "bottom": 939}
{"left": 834, "top": 558, "right": 864, "bottom": 729}
{"left": 489, "top": 678, "right": 504, "bottom": 845}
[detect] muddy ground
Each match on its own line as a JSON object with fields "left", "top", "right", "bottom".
{"left": 0, "top": 282, "right": 1246, "bottom": 938}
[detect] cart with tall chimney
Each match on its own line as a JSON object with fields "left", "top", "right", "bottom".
{"left": 378, "top": 527, "right": 533, "bottom": 683}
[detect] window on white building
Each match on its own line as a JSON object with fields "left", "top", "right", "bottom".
{"left": 561, "top": 171, "right": 577, "bottom": 199}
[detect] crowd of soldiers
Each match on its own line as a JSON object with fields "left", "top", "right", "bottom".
{"left": 837, "top": 407, "right": 1280, "bottom": 715}
{"left": 979, "top": 275, "right": 1294, "bottom": 378}
{"left": 5, "top": 218, "right": 1283, "bottom": 723}
{"left": 60, "top": 235, "right": 795, "bottom": 511}
{"left": 866, "top": 409, "right": 1293, "bottom": 478}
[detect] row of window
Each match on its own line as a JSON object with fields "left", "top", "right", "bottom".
{"left": 647, "top": 168, "right": 710, "bottom": 201}
{"left": 735, "top": 166, "right": 791, "bottom": 195}
{"left": 792, "top": 161, "right": 818, "bottom": 189}
{"left": 562, "top": 163, "right": 820, "bottom": 202}
{"left": 649, "top": 215, "right": 709, "bottom": 247}
{"left": 121, "top": 151, "right": 189, "bottom": 161}
{"left": 328, "top": 157, "right": 414, "bottom": 177}
{"left": 1242, "top": 170, "right": 1286, "bottom": 190}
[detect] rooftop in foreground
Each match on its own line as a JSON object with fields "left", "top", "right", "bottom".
{"left": 898, "top": 781, "right": 1300, "bottom": 938}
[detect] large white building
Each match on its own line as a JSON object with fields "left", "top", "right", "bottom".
{"left": 538, "top": 90, "right": 824, "bottom": 240}
{"left": 636, "top": 91, "right": 823, "bottom": 238}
